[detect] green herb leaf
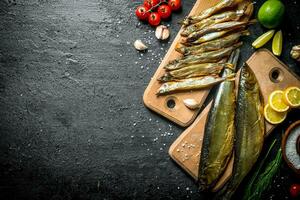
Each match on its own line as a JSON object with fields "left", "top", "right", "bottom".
{"left": 243, "top": 139, "right": 282, "bottom": 200}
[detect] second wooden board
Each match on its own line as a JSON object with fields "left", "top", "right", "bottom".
{"left": 169, "top": 49, "right": 300, "bottom": 192}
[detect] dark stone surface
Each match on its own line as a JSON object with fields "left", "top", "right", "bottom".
{"left": 0, "top": 0, "right": 299, "bottom": 199}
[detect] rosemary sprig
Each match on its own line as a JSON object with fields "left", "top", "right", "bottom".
{"left": 243, "top": 139, "right": 282, "bottom": 200}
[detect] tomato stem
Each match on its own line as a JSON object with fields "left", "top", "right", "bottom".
{"left": 146, "top": 0, "right": 168, "bottom": 13}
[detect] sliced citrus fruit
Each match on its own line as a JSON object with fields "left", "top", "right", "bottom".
{"left": 268, "top": 90, "right": 289, "bottom": 112}
{"left": 272, "top": 30, "right": 283, "bottom": 56}
{"left": 283, "top": 86, "right": 300, "bottom": 107}
{"left": 264, "top": 104, "right": 287, "bottom": 124}
{"left": 252, "top": 30, "right": 275, "bottom": 49}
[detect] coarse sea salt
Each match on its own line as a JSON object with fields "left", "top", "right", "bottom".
{"left": 285, "top": 127, "right": 300, "bottom": 169}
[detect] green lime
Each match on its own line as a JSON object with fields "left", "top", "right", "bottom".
{"left": 258, "top": 0, "right": 285, "bottom": 29}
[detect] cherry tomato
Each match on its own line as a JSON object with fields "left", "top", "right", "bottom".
{"left": 144, "top": 0, "right": 160, "bottom": 9}
{"left": 168, "top": 0, "right": 181, "bottom": 11}
{"left": 135, "top": 5, "right": 150, "bottom": 21}
{"left": 158, "top": 4, "right": 172, "bottom": 19}
{"left": 290, "top": 184, "right": 300, "bottom": 198}
{"left": 148, "top": 12, "right": 161, "bottom": 26}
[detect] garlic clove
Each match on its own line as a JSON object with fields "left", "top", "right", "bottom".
{"left": 155, "top": 25, "right": 170, "bottom": 40}
{"left": 183, "top": 99, "right": 201, "bottom": 110}
{"left": 134, "top": 40, "right": 148, "bottom": 51}
{"left": 291, "top": 45, "right": 300, "bottom": 61}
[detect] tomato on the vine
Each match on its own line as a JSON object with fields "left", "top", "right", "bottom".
{"left": 158, "top": 4, "right": 172, "bottom": 19}
{"left": 144, "top": 0, "right": 160, "bottom": 9}
{"left": 168, "top": 0, "right": 181, "bottom": 11}
{"left": 290, "top": 184, "right": 300, "bottom": 198}
{"left": 148, "top": 12, "right": 161, "bottom": 26}
{"left": 135, "top": 5, "right": 150, "bottom": 21}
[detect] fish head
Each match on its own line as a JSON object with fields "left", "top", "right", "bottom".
{"left": 240, "top": 64, "right": 259, "bottom": 91}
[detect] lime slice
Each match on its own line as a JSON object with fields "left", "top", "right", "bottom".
{"left": 252, "top": 30, "right": 275, "bottom": 49}
{"left": 272, "top": 30, "right": 283, "bottom": 56}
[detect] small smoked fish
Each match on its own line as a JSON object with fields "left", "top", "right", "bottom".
{"left": 215, "top": 64, "right": 265, "bottom": 200}
{"left": 159, "top": 63, "right": 227, "bottom": 82}
{"left": 157, "top": 76, "right": 229, "bottom": 95}
{"left": 165, "top": 42, "right": 242, "bottom": 71}
{"left": 186, "top": 20, "right": 255, "bottom": 42}
{"left": 176, "top": 30, "right": 249, "bottom": 55}
{"left": 181, "top": 10, "right": 244, "bottom": 37}
{"left": 182, "top": 0, "right": 243, "bottom": 26}
{"left": 181, "top": 28, "right": 243, "bottom": 45}
{"left": 198, "top": 49, "right": 239, "bottom": 191}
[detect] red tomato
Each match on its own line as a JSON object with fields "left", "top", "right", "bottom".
{"left": 144, "top": 0, "right": 160, "bottom": 9}
{"left": 158, "top": 4, "right": 172, "bottom": 19}
{"left": 148, "top": 12, "right": 161, "bottom": 26}
{"left": 168, "top": 0, "right": 181, "bottom": 11}
{"left": 290, "top": 184, "right": 300, "bottom": 198}
{"left": 135, "top": 5, "right": 150, "bottom": 21}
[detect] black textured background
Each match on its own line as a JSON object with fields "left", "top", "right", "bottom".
{"left": 0, "top": 0, "right": 299, "bottom": 200}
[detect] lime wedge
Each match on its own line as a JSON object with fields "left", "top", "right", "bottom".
{"left": 252, "top": 30, "right": 275, "bottom": 49}
{"left": 272, "top": 30, "right": 283, "bottom": 56}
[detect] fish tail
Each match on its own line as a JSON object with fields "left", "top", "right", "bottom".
{"left": 213, "top": 181, "right": 237, "bottom": 200}
{"left": 241, "top": 29, "right": 250, "bottom": 36}
{"left": 248, "top": 19, "right": 257, "bottom": 25}
{"left": 225, "top": 63, "right": 234, "bottom": 70}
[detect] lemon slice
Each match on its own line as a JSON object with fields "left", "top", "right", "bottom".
{"left": 252, "top": 30, "right": 275, "bottom": 49}
{"left": 283, "top": 86, "right": 300, "bottom": 107}
{"left": 268, "top": 90, "right": 289, "bottom": 112}
{"left": 272, "top": 30, "right": 283, "bottom": 56}
{"left": 264, "top": 104, "right": 287, "bottom": 124}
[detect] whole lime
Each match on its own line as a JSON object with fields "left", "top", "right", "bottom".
{"left": 258, "top": 0, "right": 285, "bottom": 29}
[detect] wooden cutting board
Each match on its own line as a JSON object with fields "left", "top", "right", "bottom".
{"left": 169, "top": 49, "right": 300, "bottom": 192}
{"left": 143, "top": 0, "right": 220, "bottom": 127}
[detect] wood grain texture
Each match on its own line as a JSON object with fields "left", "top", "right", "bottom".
{"left": 169, "top": 49, "right": 300, "bottom": 192}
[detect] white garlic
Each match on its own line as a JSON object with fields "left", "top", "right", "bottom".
{"left": 291, "top": 45, "right": 300, "bottom": 62}
{"left": 183, "top": 99, "right": 201, "bottom": 110}
{"left": 134, "top": 40, "right": 148, "bottom": 51}
{"left": 155, "top": 25, "right": 170, "bottom": 40}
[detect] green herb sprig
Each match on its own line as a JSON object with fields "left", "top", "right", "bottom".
{"left": 243, "top": 139, "right": 282, "bottom": 200}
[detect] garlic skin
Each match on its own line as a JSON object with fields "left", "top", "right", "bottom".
{"left": 183, "top": 99, "right": 201, "bottom": 110}
{"left": 134, "top": 40, "right": 148, "bottom": 51}
{"left": 291, "top": 45, "right": 300, "bottom": 62}
{"left": 155, "top": 25, "right": 170, "bottom": 40}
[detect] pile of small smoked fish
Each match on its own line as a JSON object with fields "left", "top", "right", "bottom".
{"left": 157, "top": 0, "right": 255, "bottom": 95}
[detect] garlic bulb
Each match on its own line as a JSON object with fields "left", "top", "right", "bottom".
{"left": 155, "top": 25, "right": 170, "bottom": 40}
{"left": 183, "top": 99, "right": 201, "bottom": 110}
{"left": 134, "top": 40, "right": 148, "bottom": 51}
